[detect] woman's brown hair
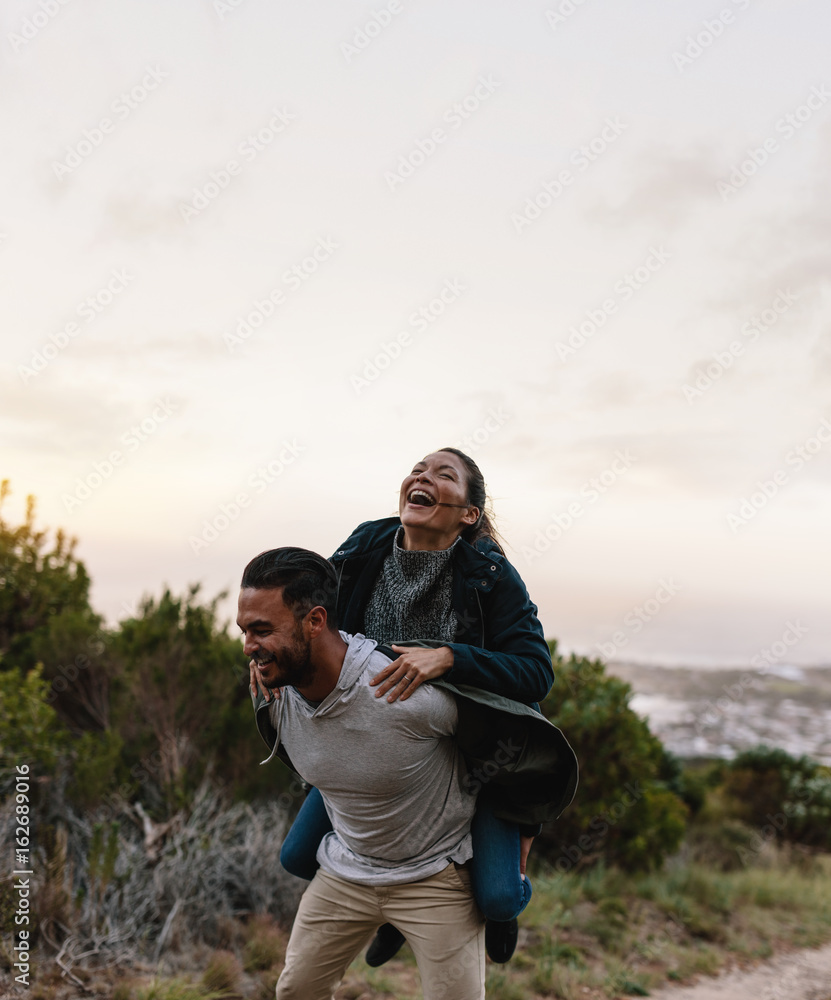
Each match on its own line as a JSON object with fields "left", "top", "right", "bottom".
{"left": 438, "top": 446, "right": 503, "bottom": 553}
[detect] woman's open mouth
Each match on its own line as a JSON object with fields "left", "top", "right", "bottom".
{"left": 407, "top": 489, "right": 436, "bottom": 507}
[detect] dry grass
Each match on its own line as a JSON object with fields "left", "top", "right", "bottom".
{"left": 0, "top": 785, "right": 303, "bottom": 987}
{"left": 8, "top": 814, "right": 831, "bottom": 1000}
{"left": 241, "top": 915, "right": 287, "bottom": 973}
{"left": 504, "top": 852, "right": 831, "bottom": 999}
{"left": 200, "top": 951, "right": 244, "bottom": 997}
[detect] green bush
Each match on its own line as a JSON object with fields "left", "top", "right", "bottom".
{"left": 720, "top": 745, "right": 831, "bottom": 851}
{"left": 0, "top": 481, "right": 94, "bottom": 671}
{"left": 69, "top": 730, "right": 125, "bottom": 810}
{"left": 685, "top": 818, "right": 761, "bottom": 872}
{"left": 0, "top": 663, "right": 67, "bottom": 792}
{"left": 664, "top": 755, "right": 709, "bottom": 819}
{"left": 538, "top": 645, "right": 688, "bottom": 871}
{"left": 110, "top": 585, "right": 269, "bottom": 816}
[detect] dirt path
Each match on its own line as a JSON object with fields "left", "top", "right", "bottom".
{"left": 646, "top": 942, "right": 831, "bottom": 1000}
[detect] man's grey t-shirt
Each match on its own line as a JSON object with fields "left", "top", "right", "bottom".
{"left": 268, "top": 632, "right": 475, "bottom": 885}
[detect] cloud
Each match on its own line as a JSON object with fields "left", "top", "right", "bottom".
{"left": 586, "top": 144, "right": 725, "bottom": 229}
{"left": 0, "top": 375, "right": 184, "bottom": 457}
{"left": 67, "top": 331, "right": 224, "bottom": 366}
{"left": 102, "top": 194, "right": 187, "bottom": 242}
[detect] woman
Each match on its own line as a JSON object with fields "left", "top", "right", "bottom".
{"left": 253, "top": 447, "right": 554, "bottom": 964}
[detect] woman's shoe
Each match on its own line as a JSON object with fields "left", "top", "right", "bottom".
{"left": 365, "top": 923, "right": 407, "bottom": 967}
{"left": 485, "top": 918, "right": 518, "bottom": 963}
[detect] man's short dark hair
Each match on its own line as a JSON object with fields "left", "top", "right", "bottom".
{"left": 241, "top": 547, "right": 339, "bottom": 629}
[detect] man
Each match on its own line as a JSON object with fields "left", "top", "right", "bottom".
{"left": 237, "top": 546, "right": 485, "bottom": 1000}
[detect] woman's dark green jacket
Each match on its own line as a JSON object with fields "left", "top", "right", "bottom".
{"left": 330, "top": 516, "right": 554, "bottom": 705}
{"left": 326, "top": 517, "right": 579, "bottom": 825}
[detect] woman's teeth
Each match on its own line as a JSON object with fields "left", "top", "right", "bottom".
{"left": 409, "top": 489, "right": 435, "bottom": 506}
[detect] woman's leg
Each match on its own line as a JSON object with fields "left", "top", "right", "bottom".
{"left": 280, "top": 787, "right": 333, "bottom": 880}
{"left": 469, "top": 800, "right": 532, "bottom": 922}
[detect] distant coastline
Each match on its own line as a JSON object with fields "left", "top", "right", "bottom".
{"left": 605, "top": 660, "right": 831, "bottom": 765}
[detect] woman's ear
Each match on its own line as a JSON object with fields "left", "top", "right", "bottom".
{"left": 461, "top": 506, "right": 480, "bottom": 527}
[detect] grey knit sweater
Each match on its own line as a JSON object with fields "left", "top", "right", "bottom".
{"left": 362, "top": 528, "right": 459, "bottom": 644}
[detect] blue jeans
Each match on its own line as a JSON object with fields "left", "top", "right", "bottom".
{"left": 280, "top": 787, "right": 532, "bottom": 922}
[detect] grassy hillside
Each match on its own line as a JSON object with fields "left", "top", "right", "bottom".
{"left": 13, "top": 851, "right": 831, "bottom": 1000}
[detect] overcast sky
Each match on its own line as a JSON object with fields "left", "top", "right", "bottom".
{"left": 2, "top": 0, "right": 829, "bottom": 667}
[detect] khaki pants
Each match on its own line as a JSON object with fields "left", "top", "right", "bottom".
{"left": 275, "top": 863, "right": 485, "bottom": 1000}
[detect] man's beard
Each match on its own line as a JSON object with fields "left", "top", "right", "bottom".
{"left": 254, "top": 625, "right": 315, "bottom": 690}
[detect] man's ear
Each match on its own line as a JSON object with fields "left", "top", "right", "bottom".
{"left": 304, "top": 605, "right": 328, "bottom": 637}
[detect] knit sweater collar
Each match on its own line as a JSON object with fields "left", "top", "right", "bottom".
{"left": 390, "top": 526, "right": 461, "bottom": 577}
{"left": 360, "top": 528, "right": 460, "bottom": 645}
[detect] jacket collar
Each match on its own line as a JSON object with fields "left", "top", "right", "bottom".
{"left": 332, "top": 516, "right": 399, "bottom": 561}
{"left": 332, "top": 517, "right": 503, "bottom": 591}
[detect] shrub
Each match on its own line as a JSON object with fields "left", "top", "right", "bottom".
{"left": 69, "top": 730, "right": 125, "bottom": 810}
{"left": 685, "top": 818, "right": 762, "bottom": 872}
{"left": 201, "top": 951, "right": 243, "bottom": 997}
{"left": 110, "top": 586, "right": 271, "bottom": 817}
{"left": 243, "top": 915, "right": 286, "bottom": 972}
{"left": 538, "top": 645, "right": 688, "bottom": 871}
{"left": 720, "top": 745, "right": 831, "bottom": 851}
{"left": 0, "top": 482, "right": 93, "bottom": 670}
{"left": 0, "top": 664, "right": 67, "bottom": 792}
